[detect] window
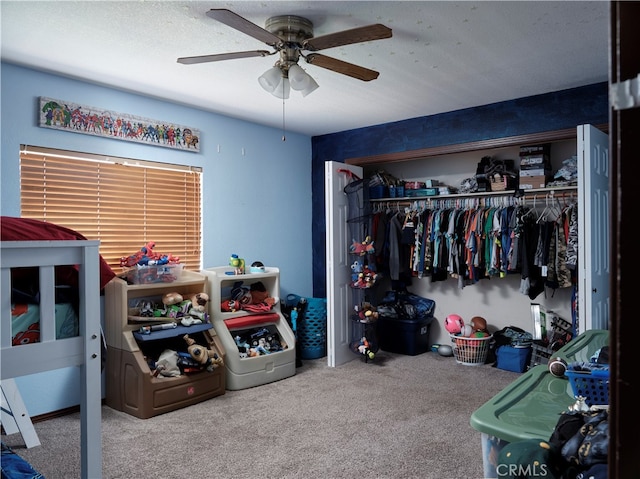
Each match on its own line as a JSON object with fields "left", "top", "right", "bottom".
{"left": 20, "top": 145, "right": 202, "bottom": 273}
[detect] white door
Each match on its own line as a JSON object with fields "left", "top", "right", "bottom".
{"left": 325, "top": 161, "right": 363, "bottom": 367}
{"left": 577, "top": 124, "right": 610, "bottom": 332}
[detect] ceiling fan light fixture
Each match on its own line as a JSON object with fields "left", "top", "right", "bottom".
{"left": 272, "top": 76, "right": 290, "bottom": 99}
{"left": 288, "top": 64, "right": 319, "bottom": 97}
{"left": 299, "top": 75, "right": 319, "bottom": 97}
{"left": 258, "top": 66, "right": 283, "bottom": 93}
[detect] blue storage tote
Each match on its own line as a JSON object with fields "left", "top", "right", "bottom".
{"left": 495, "top": 345, "right": 532, "bottom": 373}
{"left": 377, "top": 290, "right": 436, "bottom": 356}
{"left": 378, "top": 315, "right": 434, "bottom": 355}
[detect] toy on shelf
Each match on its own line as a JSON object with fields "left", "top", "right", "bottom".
{"left": 229, "top": 254, "right": 246, "bottom": 275}
{"left": 232, "top": 326, "right": 289, "bottom": 358}
{"left": 220, "top": 281, "right": 277, "bottom": 313}
{"left": 119, "top": 241, "right": 180, "bottom": 268}
{"left": 138, "top": 323, "right": 177, "bottom": 335}
{"left": 128, "top": 292, "right": 210, "bottom": 326}
{"left": 249, "top": 261, "right": 266, "bottom": 273}
{"left": 183, "top": 334, "right": 223, "bottom": 372}
{"left": 161, "top": 292, "right": 210, "bottom": 324}
{"left": 188, "top": 293, "right": 210, "bottom": 321}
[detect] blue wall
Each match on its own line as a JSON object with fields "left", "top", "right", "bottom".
{"left": 1, "top": 62, "right": 314, "bottom": 415}
{"left": 311, "top": 82, "right": 609, "bottom": 297}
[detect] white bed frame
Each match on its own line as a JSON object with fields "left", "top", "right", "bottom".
{"left": 1, "top": 240, "right": 102, "bottom": 479}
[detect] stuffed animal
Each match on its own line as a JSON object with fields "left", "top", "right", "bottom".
{"left": 355, "top": 302, "right": 379, "bottom": 321}
{"left": 162, "top": 292, "right": 183, "bottom": 306}
{"left": 350, "top": 236, "right": 375, "bottom": 256}
{"left": 183, "top": 334, "right": 223, "bottom": 372}
{"left": 352, "top": 266, "right": 378, "bottom": 288}
{"left": 249, "top": 281, "right": 276, "bottom": 306}
{"left": 187, "top": 292, "right": 210, "bottom": 321}
{"left": 190, "top": 293, "right": 209, "bottom": 313}
{"left": 221, "top": 299, "right": 242, "bottom": 313}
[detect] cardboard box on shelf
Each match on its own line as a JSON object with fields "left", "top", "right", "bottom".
{"left": 519, "top": 168, "right": 552, "bottom": 177}
{"left": 519, "top": 144, "right": 551, "bottom": 157}
{"left": 519, "top": 175, "right": 549, "bottom": 189}
{"left": 520, "top": 155, "right": 551, "bottom": 170}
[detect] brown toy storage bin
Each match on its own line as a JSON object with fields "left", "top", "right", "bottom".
{"left": 105, "top": 330, "right": 225, "bottom": 419}
{"left": 104, "top": 270, "right": 226, "bottom": 419}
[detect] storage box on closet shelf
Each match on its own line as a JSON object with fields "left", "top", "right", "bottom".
{"left": 489, "top": 174, "right": 508, "bottom": 191}
{"left": 368, "top": 170, "right": 402, "bottom": 199}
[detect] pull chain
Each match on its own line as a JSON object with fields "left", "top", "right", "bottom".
{"left": 281, "top": 95, "right": 286, "bottom": 142}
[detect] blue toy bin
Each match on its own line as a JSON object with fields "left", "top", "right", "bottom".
{"left": 286, "top": 294, "right": 327, "bottom": 360}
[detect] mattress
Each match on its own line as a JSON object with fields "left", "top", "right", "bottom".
{"left": 11, "top": 302, "right": 78, "bottom": 345}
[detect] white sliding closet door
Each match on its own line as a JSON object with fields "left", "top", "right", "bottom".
{"left": 325, "top": 161, "right": 362, "bottom": 367}
{"left": 577, "top": 124, "right": 610, "bottom": 332}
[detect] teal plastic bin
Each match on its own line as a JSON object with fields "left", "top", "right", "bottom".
{"left": 470, "top": 329, "right": 609, "bottom": 478}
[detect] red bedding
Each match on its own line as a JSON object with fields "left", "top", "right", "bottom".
{"left": 1, "top": 216, "right": 116, "bottom": 289}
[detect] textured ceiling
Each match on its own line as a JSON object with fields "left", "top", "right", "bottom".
{"left": 1, "top": 1, "right": 609, "bottom": 137}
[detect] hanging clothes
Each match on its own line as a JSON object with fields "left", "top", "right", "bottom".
{"left": 371, "top": 192, "right": 577, "bottom": 298}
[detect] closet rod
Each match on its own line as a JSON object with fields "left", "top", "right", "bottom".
{"left": 370, "top": 187, "right": 577, "bottom": 210}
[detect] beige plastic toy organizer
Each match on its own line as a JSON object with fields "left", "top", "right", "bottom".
{"left": 104, "top": 270, "right": 226, "bottom": 418}
{"left": 201, "top": 266, "right": 296, "bottom": 390}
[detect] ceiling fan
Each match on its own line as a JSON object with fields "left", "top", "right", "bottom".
{"left": 177, "top": 9, "right": 393, "bottom": 98}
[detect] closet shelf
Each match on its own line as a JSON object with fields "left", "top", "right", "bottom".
{"left": 369, "top": 185, "right": 577, "bottom": 203}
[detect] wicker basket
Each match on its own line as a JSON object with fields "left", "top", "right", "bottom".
{"left": 450, "top": 334, "right": 493, "bottom": 366}
{"left": 489, "top": 174, "right": 507, "bottom": 191}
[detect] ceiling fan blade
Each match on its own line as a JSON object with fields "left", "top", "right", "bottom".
{"left": 303, "top": 24, "right": 392, "bottom": 51}
{"left": 206, "top": 9, "right": 282, "bottom": 47}
{"left": 177, "top": 50, "right": 273, "bottom": 65}
{"left": 305, "top": 53, "right": 380, "bottom": 81}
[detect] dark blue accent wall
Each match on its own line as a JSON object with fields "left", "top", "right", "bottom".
{"left": 311, "top": 82, "right": 608, "bottom": 298}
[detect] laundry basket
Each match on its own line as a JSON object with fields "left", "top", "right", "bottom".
{"left": 287, "top": 294, "right": 327, "bottom": 360}
{"left": 565, "top": 368, "right": 610, "bottom": 406}
{"left": 450, "top": 334, "right": 493, "bottom": 366}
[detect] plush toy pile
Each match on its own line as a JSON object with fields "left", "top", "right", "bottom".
{"left": 148, "top": 334, "right": 223, "bottom": 377}
{"left": 183, "top": 334, "right": 223, "bottom": 372}
{"left": 220, "top": 281, "right": 276, "bottom": 313}
{"left": 134, "top": 292, "right": 210, "bottom": 326}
